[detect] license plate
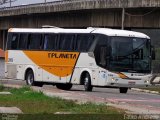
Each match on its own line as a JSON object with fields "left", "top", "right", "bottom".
{"left": 128, "top": 81, "right": 136, "bottom": 85}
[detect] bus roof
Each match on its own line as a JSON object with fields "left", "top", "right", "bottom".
{"left": 8, "top": 28, "right": 150, "bottom": 39}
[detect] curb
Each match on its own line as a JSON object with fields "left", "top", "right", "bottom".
{"left": 131, "top": 88, "right": 159, "bottom": 94}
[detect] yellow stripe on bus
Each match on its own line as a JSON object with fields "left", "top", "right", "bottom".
{"left": 23, "top": 51, "right": 80, "bottom": 77}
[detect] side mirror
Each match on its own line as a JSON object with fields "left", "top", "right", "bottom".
{"left": 151, "top": 46, "right": 156, "bottom": 60}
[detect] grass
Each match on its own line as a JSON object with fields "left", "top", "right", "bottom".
{"left": 0, "top": 86, "right": 124, "bottom": 120}
{"left": 0, "top": 84, "right": 5, "bottom": 91}
{"left": 141, "top": 86, "right": 160, "bottom": 93}
{"left": 0, "top": 86, "right": 116, "bottom": 114}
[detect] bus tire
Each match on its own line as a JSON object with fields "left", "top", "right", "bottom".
{"left": 119, "top": 87, "right": 128, "bottom": 93}
{"left": 84, "top": 73, "right": 93, "bottom": 91}
{"left": 25, "top": 70, "right": 43, "bottom": 87}
{"left": 56, "top": 83, "right": 72, "bottom": 90}
{"left": 34, "top": 82, "right": 43, "bottom": 87}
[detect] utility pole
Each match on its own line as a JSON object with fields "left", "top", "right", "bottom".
{"left": 121, "top": 7, "right": 125, "bottom": 30}
{"left": 121, "top": 0, "right": 126, "bottom": 30}
{"left": 10, "top": 0, "right": 11, "bottom": 7}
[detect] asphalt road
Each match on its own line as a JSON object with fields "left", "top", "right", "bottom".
{"left": 71, "top": 85, "right": 160, "bottom": 113}
{"left": 1, "top": 79, "right": 160, "bottom": 115}
{"left": 73, "top": 86, "right": 160, "bottom": 106}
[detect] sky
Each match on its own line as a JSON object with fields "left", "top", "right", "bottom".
{"left": 0, "top": 0, "right": 62, "bottom": 8}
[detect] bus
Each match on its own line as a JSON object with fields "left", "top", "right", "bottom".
{"left": 5, "top": 27, "right": 155, "bottom": 93}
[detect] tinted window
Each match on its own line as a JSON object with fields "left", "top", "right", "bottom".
{"left": 43, "top": 34, "right": 57, "bottom": 50}
{"left": 94, "top": 34, "right": 108, "bottom": 68}
{"left": 11, "top": 34, "right": 19, "bottom": 50}
{"left": 27, "top": 34, "right": 42, "bottom": 50}
{"left": 19, "top": 33, "right": 28, "bottom": 49}
{"left": 7, "top": 33, "right": 12, "bottom": 50}
{"left": 59, "top": 34, "right": 75, "bottom": 51}
{"left": 76, "top": 34, "right": 94, "bottom": 51}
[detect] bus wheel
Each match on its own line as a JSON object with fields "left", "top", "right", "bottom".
{"left": 84, "top": 73, "right": 93, "bottom": 91}
{"left": 119, "top": 87, "right": 128, "bottom": 93}
{"left": 25, "top": 70, "right": 43, "bottom": 87}
{"left": 56, "top": 83, "right": 72, "bottom": 90}
{"left": 26, "top": 70, "right": 35, "bottom": 86}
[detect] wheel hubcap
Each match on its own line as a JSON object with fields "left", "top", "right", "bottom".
{"left": 27, "top": 74, "right": 33, "bottom": 85}
{"left": 84, "top": 77, "right": 89, "bottom": 86}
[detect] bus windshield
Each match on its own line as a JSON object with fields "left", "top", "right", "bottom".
{"left": 108, "top": 37, "right": 151, "bottom": 73}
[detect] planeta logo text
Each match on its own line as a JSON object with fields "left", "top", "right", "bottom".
{"left": 48, "top": 53, "right": 77, "bottom": 59}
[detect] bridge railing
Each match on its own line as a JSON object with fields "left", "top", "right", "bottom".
{"left": 0, "top": 0, "right": 159, "bottom": 13}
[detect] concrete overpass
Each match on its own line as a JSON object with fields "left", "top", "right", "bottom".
{"left": 1, "top": 0, "right": 160, "bottom": 29}
{"left": 0, "top": 0, "right": 160, "bottom": 49}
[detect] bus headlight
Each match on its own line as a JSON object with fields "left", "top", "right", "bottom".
{"left": 144, "top": 80, "right": 149, "bottom": 84}
{"left": 112, "top": 78, "right": 115, "bottom": 81}
{"left": 112, "top": 78, "right": 118, "bottom": 82}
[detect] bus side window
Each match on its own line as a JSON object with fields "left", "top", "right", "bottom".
{"left": 76, "top": 34, "right": 94, "bottom": 52}
{"left": 19, "top": 33, "right": 28, "bottom": 49}
{"left": 11, "top": 34, "right": 19, "bottom": 50}
{"left": 43, "top": 34, "right": 57, "bottom": 50}
{"left": 59, "top": 34, "right": 74, "bottom": 51}
{"left": 27, "top": 34, "right": 42, "bottom": 50}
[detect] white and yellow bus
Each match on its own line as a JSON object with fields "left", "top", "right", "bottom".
{"left": 5, "top": 27, "right": 155, "bottom": 93}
